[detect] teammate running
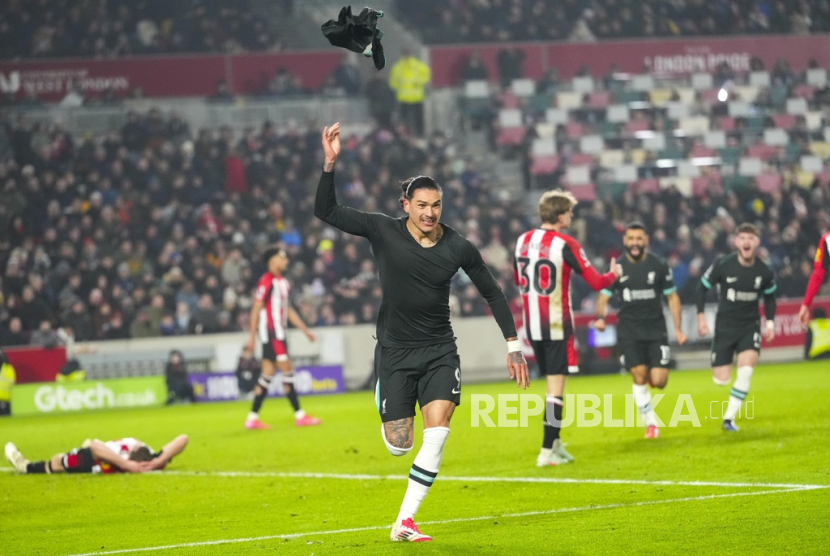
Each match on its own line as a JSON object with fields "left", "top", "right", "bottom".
{"left": 515, "top": 190, "right": 621, "bottom": 467}
{"left": 315, "top": 122, "right": 529, "bottom": 543}
{"left": 244, "top": 246, "right": 320, "bottom": 429}
{"left": 594, "top": 222, "right": 686, "bottom": 439}
{"left": 798, "top": 228, "right": 830, "bottom": 328}
{"left": 696, "top": 223, "right": 776, "bottom": 432}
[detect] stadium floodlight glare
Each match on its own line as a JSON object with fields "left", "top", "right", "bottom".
{"left": 717, "top": 88, "right": 729, "bottom": 102}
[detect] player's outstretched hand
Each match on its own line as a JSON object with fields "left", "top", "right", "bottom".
{"left": 304, "top": 329, "right": 317, "bottom": 342}
{"left": 697, "top": 313, "right": 710, "bottom": 337}
{"left": 322, "top": 122, "right": 341, "bottom": 163}
{"left": 609, "top": 257, "right": 622, "bottom": 278}
{"left": 675, "top": 328, "right": 687, "bottom": 345}
{"left": 798, "top": 304, "right": 810, "bottom": 329}
{"left": 594, "top": 318, "right": 606, "bottom": 332}
{"left": 507, "top": 351, "right": 530, "bottom": 390}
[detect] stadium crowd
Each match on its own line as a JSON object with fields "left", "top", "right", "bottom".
{"left": 0, "top": 108, "right": 536, "bottom": 344}
{"left": 398, "top": 0, "right": 830, "bottom": 44}
{"left": 0, "top": 101, "right": 826, "bottom": 345}
{"left": 0, "top": 0, "right": 284, "bottom": 60}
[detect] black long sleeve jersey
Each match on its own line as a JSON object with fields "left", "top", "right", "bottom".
{"left": 314, "top": 170, "right": 517, "bottom": 347}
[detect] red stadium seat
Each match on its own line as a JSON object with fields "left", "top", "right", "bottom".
{"left": 569, "top": 152, "right": 595, "bottom": 166}
{"left": 747, "top": 144, "right": 777, "bottom": 161}
{"left": 625, "top": 119, "right": 651, "bottom": 134}
{"left": 500, "top": 92, "right": 520, "bottom": 109}
{"left": 565, "top": 121, "right": 585, "bottom": 139}
{"left": 587, "top": 92, "right": 610, "bottom": 108}
{"left": 530, "top": 155, "right": 560, "bottom": 175}
{"left": 690, "top": 145, "right": 716, "bottom": 158}
{"left": 629, "top": 178, "right": 659, "bottom": 194}
{"left": 496, "top": 127, "right": 525, "bottom": 146}
{"left": 717, "top": 117, "right": 736, "bottom": 131}
{"left": 755, "top": 173, "right": 782, "bottom": 193}
{"left": 771, "top": 114, "right": 796, "bottom": 130}
{"left": 793, "top": 84, "right": 816, "bottom": 100}
{"left": 566, "top": 182, "right": 597, "bottom": 201}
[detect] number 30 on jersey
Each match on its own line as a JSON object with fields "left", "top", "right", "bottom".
{"left": 517, "top": 257, "right": 557, "bottom": 296}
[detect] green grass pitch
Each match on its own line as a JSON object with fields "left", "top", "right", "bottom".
{"left": 2, "top": 361, "right": 829, "bottom": 555}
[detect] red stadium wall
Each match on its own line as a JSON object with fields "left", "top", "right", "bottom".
{"left": 430, "top": 34, "right": 830, "bottom": 86}
{"left": 0, "top": 51, "right": 341, "bottom": 101}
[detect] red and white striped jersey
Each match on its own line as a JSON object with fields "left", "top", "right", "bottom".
{"left": 514, "top": 228, "right": 615, "bottom": 341}
{"left": 97, "top": 437, "right": 157, "bottom": 474}
{"left": 803, "top": 230, "right": 830, "bottom": 307}
{"left": 254, "top": 272, "right": 290, "bottom": 343}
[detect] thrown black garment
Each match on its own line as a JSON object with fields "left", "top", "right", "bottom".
{"left": 321, "top": 6, "right": 386, "bottom": 70}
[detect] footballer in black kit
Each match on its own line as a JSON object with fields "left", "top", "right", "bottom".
{"left": 314, "top": 122, "right": 529, "bottom": 542}
{"left": 603, "top": 253, "right": 676, "bottom": 369}
{"left": 596, "top": 222, "right": 685, "bottom": 439}
{"left": 696, "top": 223, "right": 776, "bottom": 432}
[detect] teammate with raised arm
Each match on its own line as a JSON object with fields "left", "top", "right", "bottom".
{"left": 595, "top": 222, "right": 686, "bottom": 439}
{"left": 315, "top": 122, "right": 529, "bottom": 543}
{"left": 696, "top": 223, "right": 776, "bottom": 432}
{"left": 798, "top": 228, "right": 830, "bottom": 328}
{"left": 515, "top": 190, "right": 621, "bottom": 467}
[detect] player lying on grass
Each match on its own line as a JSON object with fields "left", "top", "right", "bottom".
{"left": 5, "top": 434, "right": 188, "bottom": 474}
{"left": 595, "top": 222, "right": 686, "bottom": 440}
{"left": 697, "top": 223, "right": 776, "bottom": 432}
{"left": 315, "top": 122, "right": 529, "bottom": 542}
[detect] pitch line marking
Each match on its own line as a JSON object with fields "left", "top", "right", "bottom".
{"left": 66, "top": 486, "right": 824, "bottom": 556}
{"left": 160, "top": 470, "right": 829, "bottom": 490}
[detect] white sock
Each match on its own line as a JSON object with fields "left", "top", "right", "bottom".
{"left": 724, "top": 366, "right": 753, "bottom": 420}
{"left": 632, "top": 383, "right": 657, "bottom": 427}
{"left": 246, "top": 412, "right": 259, "bottom": 421}
{"left": 396, "top": 427, "right": 450, "bottom": 523}
{"left": 294, "top": 409, "right": 306, "bottom": 419}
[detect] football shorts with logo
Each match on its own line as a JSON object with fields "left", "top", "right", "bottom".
{"left": 373, "top": 342, "right": 461, "bottom": 422}
{"left": 711, "top": 320, "right": 761, "bottom": 367}
{"left": 619, "top": 335, "right": 671, "bottom": 369}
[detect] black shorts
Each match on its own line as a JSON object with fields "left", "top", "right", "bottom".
{"left": 61, "top": 447, "right": 95, "bottom": 474}
{"left": 530, "top": 338, "right": 578, "bottom": 375}
{"left": 711, "top": 322, "right": 761, "bottom": 367}
{"left": 261, "top": 338, "right": 289, "bottom": 362}
{"left": 373, "top": 342, "right": 461, "bottom": 423}
{"left": 619, "top": 338, "right": 671, "bottom": 370}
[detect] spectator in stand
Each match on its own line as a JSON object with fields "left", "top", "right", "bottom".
{"left": 331, "top": 53, "right": 363, "bottom": 96}
{"left": 460, "top": 52, "right": 489, "bottom": 82}
{"left": 30, "top": 320, "right": 58, "bottom": 348}
{"left": 0, "top": 317, "right": 27, "bottom": 347}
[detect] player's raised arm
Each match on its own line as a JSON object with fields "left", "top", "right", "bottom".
{"left": 562, "top": 239, "right": 617, "bottom": 290}
{"left": 799, "top": 232, "right": 830, "bottom": 327}
{"left": 314, "top": 123, "right": 379, "bottom": 237}
{"left": 146, "top": 434, "right": 189, "bottom": 471}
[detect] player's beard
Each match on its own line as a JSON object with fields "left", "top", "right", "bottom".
{"left": 625, "top": 246, "right": 645, "bottom": 261}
